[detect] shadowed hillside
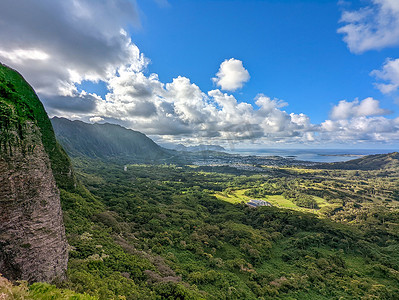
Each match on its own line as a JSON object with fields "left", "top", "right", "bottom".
{"left": 317, "top": 152, "right": 399, "bottom": 170}
{"left": 3, "top": 64, "right": 399, "bottom": 299}
{"left": 51, "top": 117, "right": 171, "bottom": 162}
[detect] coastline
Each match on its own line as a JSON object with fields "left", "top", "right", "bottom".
{"left": 227, "top": 149, "right": 394, "bottom": 163}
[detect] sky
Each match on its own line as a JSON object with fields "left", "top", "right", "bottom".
{"left": 1, "top": 0, "right": 399, "bottom": 149}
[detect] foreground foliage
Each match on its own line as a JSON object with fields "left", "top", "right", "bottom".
{"left": 4, "top": 61, "right": 399, "bottom": 299}
{"left": 0, "top": 64, "right": 76, "bottom": 190}
{"left": 0, "top": 275, "right": 96, "bottom": 300}
{"left": 56, "top": 159, "right": 399, "bottom": 299}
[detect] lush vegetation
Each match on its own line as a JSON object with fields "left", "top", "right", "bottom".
{"left": 4, "top": 62, "right": 399, "bottom": 299}
{"left": 51, "top": 117, "right": 171, "bottom": 162}
{"left": 0, "top": 64, "right": 75, "bottom": 189}
{"left": 316, "top": 152, "right": 399, "bottom": 171}
{"left": 53, "top": 158, "right": 399, "bottom": 299}
{"left": 0, "top": 275, "right": 95, "bottom": 300}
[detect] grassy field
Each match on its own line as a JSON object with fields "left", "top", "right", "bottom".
{"left": 266, "top": 195, "right": 298, "bottom": 208}
{"left": 214, "top": 189, "right": 251, "bottom": 204}
{"left": 214, "top": 189, "right": 331, "bottom": 214}
{"left": 313, "top": 195, "right": 330, "bottom": 208}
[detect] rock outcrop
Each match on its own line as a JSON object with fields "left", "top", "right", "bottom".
{"left": 0, "top": 64, "right": 69, "bottom": 283}
{"left": 0, "top": 122, "right": 68, "bottom": 282}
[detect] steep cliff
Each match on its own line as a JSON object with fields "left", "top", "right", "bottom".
{"left": 0, "top": 64, "right": 69, "bottom": 283}
{"left": 51, "top": 117, "right": 170, "bottom": 161}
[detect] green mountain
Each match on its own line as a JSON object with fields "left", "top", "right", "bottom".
{"left": 319, "top": 152, "right": 399, "bottom": 170}
{"left": 51, "top": 117, "right": 170, "bottom": 161}
{"left": 0, "top": 64, "right": 76, "bottom": 190}
{"left": 0, "top": 64, "right": 70, "bottom": 283}
{"left": 2, "top": 64, "right": 399, "bottom": 299}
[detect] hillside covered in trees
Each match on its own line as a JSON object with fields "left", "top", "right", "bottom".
{"left": 54, "top": 158, "right": 399, "bottom": 299}
{"left": 2, "top": 63, "right": 399, "bottom": 299}
{"left": 51, "top": 117, "right": 172, "bottom": 162}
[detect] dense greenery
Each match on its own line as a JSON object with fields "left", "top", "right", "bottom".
{"left": 0, "top": 274, "right": 96, "bottom": 299}
{"left": 316, "top": 152, "right": 399, "bottom": 171}
{"left": 3, "top": 63, "right": 399, "bottom": 298}
{"left": 51, "top": 117, "right": 172, "bottom": 162}
{"left": 55, "top": 158, "right": 399, "bottom": 299}
{"left": 0, "top": 64, "right": 76, "bottom": 190}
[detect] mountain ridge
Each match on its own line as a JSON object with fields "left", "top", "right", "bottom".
{"left": 51, "top": 117, "right": 171, "bottom": 162}
{"left": 0, "top": 63, "right": 76, "bottom": 190}
{"left": 317, "top": 151, "right": 399, "bottom": 170}
{"left": 0, "top": 63, "right": 69, "bottom": 283}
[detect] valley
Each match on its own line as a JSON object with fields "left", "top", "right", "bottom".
{"left": 2, "top": 63, "right": 399, "bottom": 299}
{"left": 3, "top": 1, "right": 399, "bottom": 298}
{"left": 56, "top": 154, "right": 399, "bottom": 299}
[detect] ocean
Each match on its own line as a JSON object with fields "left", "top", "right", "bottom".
{"left": 230, "top": 148, "right": 397, "bottom": 163}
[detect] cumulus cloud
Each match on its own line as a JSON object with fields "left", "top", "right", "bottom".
{"left": 0, "top": 0, "right": 145, "bottom": 109}
{"left": 330, "top": 97, "right": 391, "bottom": 120}
{"left": 0, "top": 49, "right": 50, "bottom": 63}
{"left": 41, "top": 92, "right": 100, "bottom": 116}
{"left": 321, "top": 116, "right": 399, "bottom": 143}
{"left": 371, "top": 58, "right": 399, "bottom": 93}
{"left": 89, "top": 116, "right": 104, "bottom": 123}
{"left": 338, "top": 0, "right": 399, "bottom": 53}
{"left": 93, "top": 67, "right": 312, "bottom": 142}
{"left": 212, "top": 58, "right": 250, "bottom": 91}
{"left": 321, "top": 98, "right": 398, "bottom": 144}
{"left": 1, "top": 0, "right": 398, "bottom": 146}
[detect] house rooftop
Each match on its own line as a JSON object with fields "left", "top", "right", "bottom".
{"left": 246, "top": 199, "right": 272, "bottom": 208}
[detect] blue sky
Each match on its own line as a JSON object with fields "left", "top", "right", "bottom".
{"left": 1, "top": 0, "right": 399, "bottom": 148}
{"left": 129, "top": 0, "right": 397, "bottom": 123}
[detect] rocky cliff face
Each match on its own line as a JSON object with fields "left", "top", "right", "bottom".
{"left": 0, "top": 64, "right": 69, "bottom": 283}
{"left": 0, "top": 122, "right": 68, "bottom": 282}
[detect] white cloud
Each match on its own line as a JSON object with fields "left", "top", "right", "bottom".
{"left": 338, "top": 0, "right": 399, "bottom": 53}
{"left": 320, "top": 116, "right": 399, "bottom": 143}
{"left": 321, "top": 98, "right": 398, "bottom": 144}
{"left": 0, "top": 49, "right": 50, "bottom": 63}
{"left": 89, "top": 116, "right": 104, "bottom": 123}
{"left": 330, "top": 97, "right": 390, "bottom": 120}
{"left": 1, "top": 0, "right": 398, "bottom": 146}
{"left": 371, "top": 58, "right": 399, "bottom": 93}
{"left": 0, "top": 0, "right": 145, "bottom": 98}
{"left": 94, "top": 67, "right": 311, "bottom": 142}
{"left": 212, "top": 58, "right": 250, "bottom": 91}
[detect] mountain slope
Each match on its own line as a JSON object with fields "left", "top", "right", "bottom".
{"left": 318, "top": 152, "right": 399, "bottom": 170}
{"left": 51, "top": 117, "right": 170, "bottom": 161}
{"left": 0, "top": 63, "right": 69, "bottom": 282}
{"left": 0, "top": 64, "right": 76, "bottom": 190}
